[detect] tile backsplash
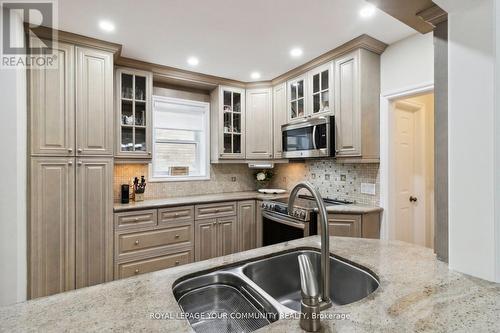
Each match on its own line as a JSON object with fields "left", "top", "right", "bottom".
{"left": 114, "top": 163, "right": 257, "bottom": 202}
{"left": 270, "top": 160, "right": 380, "bottom": 206}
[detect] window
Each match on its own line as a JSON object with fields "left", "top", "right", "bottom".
{"left": 150, "top": 96, "right": 210, "bottom": 181}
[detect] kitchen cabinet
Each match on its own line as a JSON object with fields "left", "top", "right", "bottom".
{"left": 327, "top": 214, "right": 361, "bottom": 237}
{"left": 115, "top": 67, "right": 153, "bottom": 159}
{"left": 29, "top": 158, "right": 75, "bottom": 298}
{"left": 29, "top": 40, "right": 75, "bottom": 156}
{"left": 328, "top": 211, "right": 381, "bottom": 238}
{"left": 308, "top": 62, "right": 334, "bottom": 116}
{"left": 210, "top": 86, "right": 246, "bottom": 161}
{"left": 238, "top": 200, "right": 257, "bottom": 251}
{"left": 287, "top": 74, "right": 308, "bottom": 121}
{"left": 334, "top": 49, "right": 380, "bottom": 161}
{"left": 194, "top": 216, "right": 238, "bottom": 261}
{"left": 75, "top": 157, "right": 113, "bottom": 288}
{"left": 246, "top": 88, "right": 273, "bottom": 159}
{"left": 75, "top": 46, "right": 114, "bottom": 156}
{"left": 273, "top": 83, "right": 287, "bottom": 158}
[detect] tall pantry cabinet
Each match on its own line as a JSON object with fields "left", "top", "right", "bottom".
{"left": 29, "top": 38, "right": 115, "bottom": 298}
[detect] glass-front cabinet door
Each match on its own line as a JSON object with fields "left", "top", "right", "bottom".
{"left": 287, "top": 74, "right": 307, "bottom": 121}
{"left": 218, "top": 86, "right": 245, "bottom": 159}
{"left": 309, "top": 62, "right": 333, "bottom": 115}
{"left": 115, "top": 68, "right": 152, "bottom": 159}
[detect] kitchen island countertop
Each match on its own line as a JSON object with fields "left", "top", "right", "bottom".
{"left": 1, "top": 236, "right": 499, "bottom": 332}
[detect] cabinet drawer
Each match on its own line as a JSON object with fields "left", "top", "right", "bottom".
{"left": 114, "top": 210, "right": 157, "bottom": 230}
{"left": 118, "top": 225, "right": 192, "bottom": 255}
{"left": 195, "top": 202, "right": 237, "bottom": 219}
{"left": 158, "top": 206, "right": 194, "bottom": 225}
{"left": 118, "top": 250, "right": 191, "bottom": 278}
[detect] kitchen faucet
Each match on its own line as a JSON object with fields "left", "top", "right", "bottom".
{"left": 288, "top": 182, "right": 332, "bottom": 331}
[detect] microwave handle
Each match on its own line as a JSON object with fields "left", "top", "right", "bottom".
{"left": 312, "top": 125, "right": 317, "bottom": 150}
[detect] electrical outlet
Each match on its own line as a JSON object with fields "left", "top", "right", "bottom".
{"left": 231, "top": 176, "right": 237, "bottom": 182}
{"left": 340, "top": 174, "right": 347, "bottom": 181}
{"left": 361, "top": 183, "right": 376, "bottom": 195}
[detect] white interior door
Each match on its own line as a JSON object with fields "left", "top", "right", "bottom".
{"left": 393, "top": 100, "right": 425, "bottom": 246}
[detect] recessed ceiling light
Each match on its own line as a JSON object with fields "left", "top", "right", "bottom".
{"left": 250, "top": 72, "right": 261, "bottom": 80}
{"left": 187, "top": 56, "right": 199, "bottom": 66}
{"left": 98, "top": 20, "right": 115, "bottom": 32}
{"left": 359, "top": 4, "right": 376, "bottom": 18}
{"left": 290, "top": 47, "right": 303, "bottom": 58}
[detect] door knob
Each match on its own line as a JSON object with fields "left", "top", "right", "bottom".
{"left": 409, "top": 196, "right": 418, "bottom": 203}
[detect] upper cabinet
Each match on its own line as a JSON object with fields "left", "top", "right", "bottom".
{"left": 273, "top": 83, "right": 287, "bottom": 159}
{"left": 287, "top": 74, "right": 307, "bottom": 122}
{"left": 308, "top": 62, "right": 334, "bottom": 116}
{"left": 334, "top": 49, "right": 380, "bottom": 161}
{"left": 246, "top": 88, "right": 273, "bottom": 159}
{"left": 75, "top": 46, "right": 114, "bottom": 156}
{"left": 210, "top": 86, "right": 246, "bottom": 161}
{"left": 115, "top": 68, "right": 153, "bottom": 159}
{"left": 30, "top": 40, "right": 75, "bottom": 156}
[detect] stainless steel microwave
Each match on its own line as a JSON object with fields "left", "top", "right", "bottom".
{"left": 281, "top": 116, "right": 335, "bottom": 158}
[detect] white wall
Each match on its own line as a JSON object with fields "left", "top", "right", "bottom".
{"left": 379, "top": 32, "right": 434, "bottom": 242}
{"left": 381, "top": 32, "right": 434, "bottom": 95}
{"left": 434, "top": 0, "right": 500, "bottom": 282}
{"left": 0, "top": 9, "right": 27, "bottom": 305}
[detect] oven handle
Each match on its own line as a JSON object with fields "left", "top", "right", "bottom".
{"left": 262, "top": 211, "right": 306, "bottom": 230}
{"left": 312, "top": 125, "right": 317, "bottom": 150}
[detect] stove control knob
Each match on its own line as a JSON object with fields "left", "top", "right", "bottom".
{"left": 299, "top": 211, "right": 306, "bottom": 219}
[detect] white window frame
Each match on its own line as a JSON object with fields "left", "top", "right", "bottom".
{"left": 149, "top": 96, "right": 210, "bottom": 182}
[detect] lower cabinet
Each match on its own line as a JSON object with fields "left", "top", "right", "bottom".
{"left": 195, "top": 216, "right": 238, "bottom": 261}
{"left": 113, "top": 206, "right": 194, "bottom": 279}
{"left": 238, "top": 200, "right": 256, "bottom": 251}
{"left": 328, "top": 212, "right": 381, "bottom": 238}
{"left": 75, "top": 158, "right": 113, "bottom": 288}
{"left": 29, "top": 157, "right": 113, "bottom": 298}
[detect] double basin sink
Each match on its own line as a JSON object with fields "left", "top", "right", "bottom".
{"left": 173, "top": 248, "right": 379, "bottom": 333}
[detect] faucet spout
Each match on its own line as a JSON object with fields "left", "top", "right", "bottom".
{"left": 288, "top": 181, "right": 331, "bottom": 308}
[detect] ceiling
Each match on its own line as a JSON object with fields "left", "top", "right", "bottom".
{"left": 57, "top": 0, "right": 416, "bottom": 82}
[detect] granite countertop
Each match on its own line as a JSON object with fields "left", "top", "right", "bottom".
{"left": 2, "top": 236, "right": 499, "bottom": 332}
{"left": 113, "top": 191, "right": 382, "bottom": 214}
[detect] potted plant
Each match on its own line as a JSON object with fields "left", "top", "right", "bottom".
{"left": 254, "top": 170, "right": 273, "bottom": 190}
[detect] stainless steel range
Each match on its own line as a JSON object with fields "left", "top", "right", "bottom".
{"left": 261, "top": 195, "right": 353, "bottom": 246}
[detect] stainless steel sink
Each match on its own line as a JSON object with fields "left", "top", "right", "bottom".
{"left": 242, "top": 249, "right": 379, "bottom": 311}
{"left": 173, "top": 248, "right": 379, "bottom": 332}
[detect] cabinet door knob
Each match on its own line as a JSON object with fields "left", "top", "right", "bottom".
{"left": 68, "top": 148, "right": 73, "bottom": 153}
{"left": 174, "top": 234, "right": 180, "bottom": 239}
{"left": 214, "top": 209, "right": 220, "bottom": 213}
{"left": 174, "top": 213, "right": 179, "bottom": 218}
{"left": 148, "top": 151, "right": 152, "bottom": 155}
{"left": 68, "top": 160, "right": 73, "bottom": 165}
{"left": 134, "top": 269, "right": 140, "bottom": 274}
{"left": 77, "top": 161, "right": 82, "bottom": 166}
{"left": 174, "top": 261, "right": 180, "bottom": 266}
{"left": 212, "top": 221, "right": 216, "bottom": 226}
{"left": 77, "top": 148, "right": 82, "bottom": 153}
{"left": 134, "top": 217, "right": 139, "bottom": 221}
{"left": 134, "top": 240, "right": 139, "bottom": 245}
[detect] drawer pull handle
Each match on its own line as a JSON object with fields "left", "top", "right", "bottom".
{"left": 134, "top": 240, "right": 139, "bottom": 245}
{"left": 174, "top": 234, "right": 180, "bottom": 239}
{"left": 175, "top": 261, "right": 180, "bottom": 266}
{"left": 134, "top": 217, "right": 139, "bottom": 221}
{"left": 174, "top": 213, "right": 179, "bottom": 218}
{"left": 134, "top": 269, "right": 140, "bottom": 274}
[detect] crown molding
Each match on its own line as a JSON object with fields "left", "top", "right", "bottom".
{"left": 417, "top": 5, "right": 448, "bottom": 27}
{"left": 26, "top": 25, "right": 122, "bottom": 59}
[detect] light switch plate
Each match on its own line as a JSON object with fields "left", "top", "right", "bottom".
{"left": 361, "top": 183, "right": 376, "bottom": 195}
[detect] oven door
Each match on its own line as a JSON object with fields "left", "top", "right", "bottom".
{"left": 281, "top": 116, "right": 334, "bottom": 158}
{"left": 262, "top": 211, "right": 309, "bottom": 246}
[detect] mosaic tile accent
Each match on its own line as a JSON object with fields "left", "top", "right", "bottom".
{"left": 270, "top": 159, "right": 380, "bottom": 205}
{"left": 114, "top": 163, "right": 257, "bottom": 202}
